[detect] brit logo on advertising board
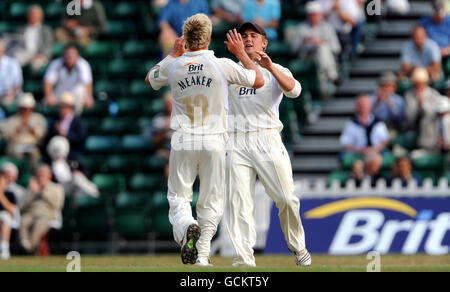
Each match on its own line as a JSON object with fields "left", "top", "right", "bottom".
{"left": 265, "top": 197, "right": 450, "bottom": 255}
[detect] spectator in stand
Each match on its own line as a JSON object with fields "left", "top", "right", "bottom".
{"left": 400, "top": 26, "right": 442, "bottom": 82}
{"left": 1, "top": 94, "right": 47, "bottom": 166}
{"left": 241, "top": 0, "right": 281, "bottom": 41}
{"left": 46, "top": 93, "right": 87, "bottom": 170}
{"left": 388, "top": 157, "right": 423, "bottom": 188}
{"left": 349, "top": 152, "right": 383, "bottom": 188}
{"left": 55, "top": 0, "right": 107, "bottom": 48}
{"left": 211, "top": 0, "right": 246, "bottom": 25}
{"left": 0, "top": 39, "right": 23, "bottom": 107}
{"left": 47, "top": 136, "right": 99, "bottom": 198}
{"left": 436, "top": 97, "right": 450, "bottom": 153}
{"left": 158, "top": 0, "right": 211, "bottom": 56}
{"left": 421, "top": 0, "right": 450, "bottom": 60}
{"left": 8, "top": 5, "right": 53, "bottom": 73}
{"left": 44, "top": 45, "right": 94, "bottom": 115}
{"left": 144, "top": 92, "right": 173, "bottom": 178}
{"left": 1, "top": 163, "right": 27, "bottom": 210}
{"left": 292, "top": 1, "right": 341, "bottom": 98}
{"left": 19, "top": 165, "right": 64, "bottom": 254}
{"left": 405, "top": 68, "right": 443, "bottom": 152}
{"left": 319, "top": 0, "right": 366, "bottom": 57}
{"left": 340, "top": 95, "right": 390, "bottom": 156}
{"left": 370, "top": 72, "right": 406, "bottom": 131}
{"left": 0, "top": 171, "right": 17, "bottom": 260}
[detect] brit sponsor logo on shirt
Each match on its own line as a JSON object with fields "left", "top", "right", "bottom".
{"left": 185, "top": 62, "right": 204, "bottom": 73}
{"left": 235, "top": 85, "right": 256, "bottom": 96}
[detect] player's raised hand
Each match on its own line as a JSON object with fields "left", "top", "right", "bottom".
{"left": 225, "top": 29, "right": 246, "bottom": 58}
{"left": 255, "top": 51, "right": 273, "bottom": 70}
{"left": 171, "top": 36, "right": 186, "bottom": 58}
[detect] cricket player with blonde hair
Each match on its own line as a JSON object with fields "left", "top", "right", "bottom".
{"left": 226, "top": 22, "right": 311, "bottom": 267}
{"left": 145, "top": 13, "right": 264, "bottom": 266}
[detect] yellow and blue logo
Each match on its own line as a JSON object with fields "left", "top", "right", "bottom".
{"left": 304, "top": 197, "right": 418, "bottom": 219}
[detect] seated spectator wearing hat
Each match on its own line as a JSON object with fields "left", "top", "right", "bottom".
{"left": 420, "top": 0, "right": 450, "bottom": 60}
{"left": 340, "top": 95, "right": 391, "bottom": 156}
{"left": 20, "top": 164, "right": 64, "bottom": 254}
{"left": 46, "top": 93, "right": 87, "bottom": 171}
{"left": 1, "top": 163, "right": 27, "bottom": 210}
{"left": 43, "top": 45, "right": 94, "bottom": 115}
{"left": 0, "top": 171, "right": 17, "bottom": 260}
{"left": 47, "top": 136, "right": 99, "bottom": 198}
{"left": 1, "top": 94, "right": 47, "bottom": 166}
{"left": 405, "top": 68, "right": 444, "bottom": 152}
{"left": 0, "top": 39, "right": 23, "bottom": 107}
{"left": 292, "top": 1, "right": 341, "bottom": 97}
{"left": 369, "top": 72, "right": 406, "bottom": 131}
{"left": 400, "top": 26, "right": 442, "bottom": 82}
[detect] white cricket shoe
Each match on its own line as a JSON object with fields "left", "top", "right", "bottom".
{"left": 295, "top": 250, "right": 312, "bottom": 267}
{"left": 195, "top": 257, "right": 213, "bottom": 267}
{"left": 0, "top": 249, "right": 10, "bottom": 261}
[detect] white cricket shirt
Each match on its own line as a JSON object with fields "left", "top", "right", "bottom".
{"left": 228, "top": 63, "right": 302, "bottom": 133}
{"left": 148, "top": 50, "right": 257, "bottom": 135}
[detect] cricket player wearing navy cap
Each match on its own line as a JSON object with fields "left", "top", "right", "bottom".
{"left": 225, "top": 22, "right": 311, "bottom": 267}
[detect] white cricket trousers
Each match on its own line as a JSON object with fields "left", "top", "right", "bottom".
{"left": 168, "top": 133, "right": 227, "bottom": 258}
{"left": 226, "top": 129, "right": 306, "bottom": 266}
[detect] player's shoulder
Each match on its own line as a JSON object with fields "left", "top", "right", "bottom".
{"left": 216, "top": 57, "right": 239, "bottom": 66}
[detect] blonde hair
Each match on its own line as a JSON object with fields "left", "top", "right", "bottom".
{"left": 183, "top": 13, "right": 212, "bottom": 51}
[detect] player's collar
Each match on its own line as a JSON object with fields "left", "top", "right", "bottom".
{"left": 183, "top": 50, "right": 215, "bottom": 57}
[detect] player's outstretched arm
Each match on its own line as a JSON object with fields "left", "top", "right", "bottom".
{"left": 255, "top": 51, "right": 302, "bottom": 98}
{"left": 225, "top": 29, "right": 265, "bottom": 89}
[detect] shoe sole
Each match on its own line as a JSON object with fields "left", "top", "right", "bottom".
{"left": 181, "top": 225, "right": 201, "bottom": 265}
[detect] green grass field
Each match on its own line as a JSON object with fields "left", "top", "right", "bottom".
{"left": 0, "top": 254, "right": 449, "bottom": 272}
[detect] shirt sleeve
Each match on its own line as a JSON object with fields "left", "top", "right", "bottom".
{"left": 201, "top": 0, "right": 211, "bottom": 16}
{"left": 147, "top": 55, "right": 176, "bottom": 90}
{"left": 372, "top": 122, "right": 390, "bottom": 147}
{"left": 44, "top": 60, "right": 60, "bottom": 84}
{"left": 158, "top": 1, "right": 173, "bottom": 24}
{"left": 242, "top": 2, "right": 253, "bottom": 21}
{"left": 274, "top": 64, "right": 302, "bottom": 98}
{"left": 429, "top": 40, "right": 442, "bottom": 63}
{"left": 401, "top": 42, "right": 412, "bottom": 65}
{"left": 218, "top": 58, "right": 256, "bottom": 88}
{"left": 270, "top": 0, "right": 281, "bottom": 21}
{"left": 340, "top": 122, "right": 355, "bottom": 148}
{"left": 13, "top": 60, "right": 23, "bottom": 88}
{"left": 79, "top": 59, "right": 93, "bottom": 84}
